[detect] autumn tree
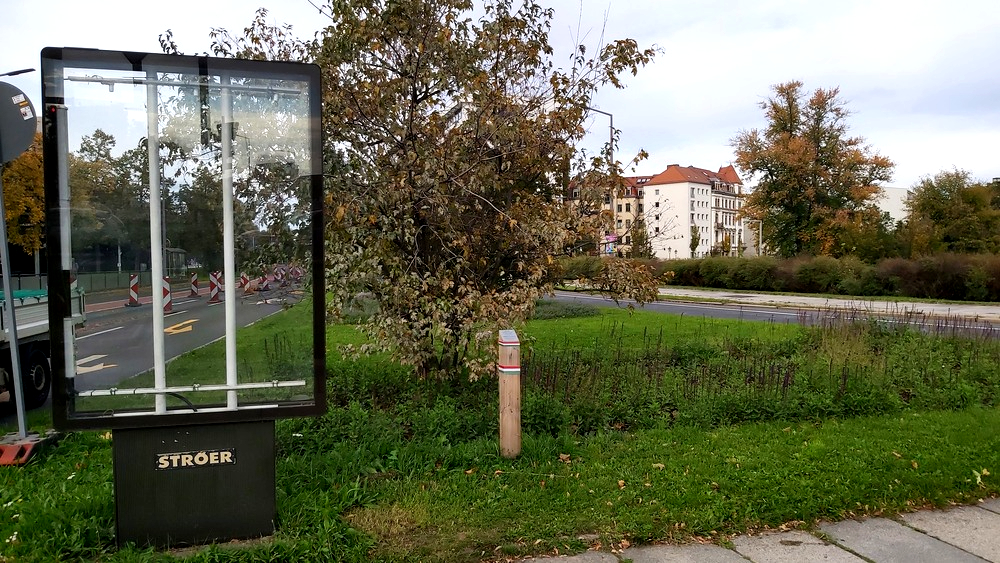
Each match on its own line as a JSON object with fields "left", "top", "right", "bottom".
{"left": 0, "top": 132, "right": 45, "bottom": 253}
{"left": 202, "top": 1, "right": 655, "bottom": 379}
{"left": 732, "top": 81, "right": 894, "bottom": 257}
{"left": 904, "top": 169, "right": 1000, "bottom": 255}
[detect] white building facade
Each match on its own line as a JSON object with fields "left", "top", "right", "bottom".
{"left": 642, "top": 164, "right": 747, "bottom": 259}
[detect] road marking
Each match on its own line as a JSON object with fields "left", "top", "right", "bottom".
{"left": 165, "top": 319, "right": 199, "bottom": 335}
{"left": 76, "top": 354, "right": 118, "bottom": 374}
{"left": 77, "top": 326, "right": 124, "bottom": 341}
{"left": 174, "top": 299, "right": 197, "bottom": 306}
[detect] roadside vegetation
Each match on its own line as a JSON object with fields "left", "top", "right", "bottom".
{"left": 561, "top": 253, "right": 1000, "bottom": 302}
{"left": 2, "top": 300, "right": 1000, "bottom": 562}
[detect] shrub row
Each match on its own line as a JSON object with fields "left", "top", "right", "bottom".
{"left": 559, "top": 254, "right": 1000, "bottom": 301}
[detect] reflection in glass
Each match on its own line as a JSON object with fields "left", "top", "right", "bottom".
{"left": 51, "top": 56, "right": 317, "bottom": 420}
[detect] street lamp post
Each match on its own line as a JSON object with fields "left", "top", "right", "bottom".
{"left": 748, "top": 219, "right": 763, "bottom": 256}
{"left": 96, "top": 208, "right": 125, "bottom": 273}
{"left": 586, "top": 106, "right": 614, "bottom": 254}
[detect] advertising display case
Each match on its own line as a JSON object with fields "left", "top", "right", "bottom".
{"left": 41, "top": 47, "right": 325, "bottom": 546}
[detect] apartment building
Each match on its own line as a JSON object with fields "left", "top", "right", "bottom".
{"left": 567, "top": 163, "right": 748, "bottom": 259}
{"left": 641, "top": 164, "right": 745, "bottom": 259}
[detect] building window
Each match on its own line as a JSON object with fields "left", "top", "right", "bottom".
{"left": 616, "top": 219, "right": 622, "bottom": 228}
{"left": 655, "top": 201, "right": 660, "bottom": 208}
{"left": 625, "top": 203, "right": 631, "bottom": 213}
{"left": 624, "top": 236, "right": 631, "bottom": 245}
{"left": 655, "top": 189, "right": 660, "bottom": 195}
{"left": 625, "top": 219, "right": 632, "bottom": 228}
{"left": 604, "top": 195, "right": 610, "bottom": 204}
{"left": 638, "top": 190, "right": 643, "bottom": 197}
{"left": 655, "top": 214, "right": 660, "bottom": 221}
{"left": 638, "top": 204, "right": 644, "bottom": 212}
{"left": 616, "top": 204, "right": 622, "bottom": 212}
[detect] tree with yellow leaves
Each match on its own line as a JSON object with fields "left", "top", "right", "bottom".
{"left": 733, "top": 81, "right": 894, "bottom": 258}
{"left": 0, "top": 132, "right": 44, "bottom": 253}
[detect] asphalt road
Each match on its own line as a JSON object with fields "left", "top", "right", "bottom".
{"left": 548, "top": 290, "right": 808, "bottom": 324}
{"left": 73, "top": 289, "right": 302, "bottom": 391}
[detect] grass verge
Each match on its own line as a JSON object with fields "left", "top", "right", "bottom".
{"left": 2, "top": 300, "right": 999, "bottom": 561}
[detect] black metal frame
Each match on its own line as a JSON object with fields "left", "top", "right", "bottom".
{"left": 42, "top": 47, "right": 325, "bottom": 430}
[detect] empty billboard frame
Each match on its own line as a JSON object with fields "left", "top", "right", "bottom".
{"left": 42, "top": 47, "right": 325, "bottom": 430}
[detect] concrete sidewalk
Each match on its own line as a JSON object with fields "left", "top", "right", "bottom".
{"left": 659, "top": 287, "right": 1000, "bottom": 323}
{"left": 526, "top": 498, "right": 1000, "bottom": 562}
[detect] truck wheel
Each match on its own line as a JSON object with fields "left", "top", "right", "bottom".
{"left": 20, "top": 351, "right": 51, "bottom": 410}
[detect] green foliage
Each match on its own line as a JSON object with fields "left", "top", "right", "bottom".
{"left": 791, "top": 255, "right": 842, "bottom": 293}
{"left": 663, "top": 254, "right": 1000, "bottom": 302}
{"left": 558, "top": 255, "right": 603, "bottom": 281}
{"left": 688, "top": 225, "right": 701, "bottom": 257}
{"left": 530, "top": 300, "right": 601, "bottom": 320}
{"left": 7, "top": 307, "right": 1000, "bottom": 561}
{"left": 905, "top": 169, "right": 1000, "bottom": 255}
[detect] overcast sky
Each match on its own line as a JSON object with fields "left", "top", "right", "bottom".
{"left": 2, "top": 0, "right": 997, "bottom": 192}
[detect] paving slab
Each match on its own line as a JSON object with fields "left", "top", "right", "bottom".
{"left": 901, "top": 506, "right": 1000, "bottom": 562}
{"left": 731, "top": 530, "right": 864, "bottom": 562}
{"left": 819, "top": 517, "right": 987, "bottom": 563}
{"left": 522, "top": 550, "right": 618, "bottom": 563}
{"left": 622, "top": 543, "right": 747, "bottom": 563}
{"left": 981, "top": 498, "right": 1000, "bottom": 515}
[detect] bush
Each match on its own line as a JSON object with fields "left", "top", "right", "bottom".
{"left": 731, "top": 256, "right": 780, "bottom": 291}
{"left": 698, "top": 257, "right": 735, "bottom": 288}
{"left": 793, "top": 256, "right": 844, "bottom": 293}
{"left": 836, "top": 256, "right": 881, "bottom": 296}
{"left": 560, "top": 256, "right": 603, "bottom": 281}
{"left": 666, "top": 259, "right": 703, "bottom": 286}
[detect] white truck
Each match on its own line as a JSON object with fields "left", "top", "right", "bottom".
{"left": 0, "top": 287, "right": 86, "bottom": 409}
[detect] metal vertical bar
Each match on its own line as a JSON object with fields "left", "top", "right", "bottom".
{"left": 146, "top": 69, "right": 167, "bottom": 414}
{"left": 220, "top": 73, "right": 238, "bottom": 409}
{"left": 0, "top": 171, "right": 27, "bottom": 439}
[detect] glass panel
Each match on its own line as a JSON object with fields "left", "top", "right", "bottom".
{"left": 51, "top": 53, "right": 317, "bottom": 420}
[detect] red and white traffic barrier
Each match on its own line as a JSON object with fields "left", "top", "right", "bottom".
{"left": 126, "top": 274, "right": 142, "bottom": 307}
{"left": 189, "top": 272, "right": 199, "bottom": 297}
{"left": 274, "top": 266, "right": 288, "bottom": 287}
{"left": 207, "top": 271, "right": 222, "bottom": 303}
{"left": 258, "top": 275, "right": 271, "bottom": 292}
{"left": 162, "top": 276, "right": 172, "bottom": 313}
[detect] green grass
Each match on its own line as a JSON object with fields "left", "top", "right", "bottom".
{"left": 75, "top": 299, "right": 317, "bottom": 414}
{"left": 3, "top": 300, "right": 1000, "bottom": 562}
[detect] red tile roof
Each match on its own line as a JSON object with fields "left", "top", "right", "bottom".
{"left": 717, "top": 165, "right": 742, "bottom": 185}
{"left": 646, "top": 164, "right": 742, "bottom": 187}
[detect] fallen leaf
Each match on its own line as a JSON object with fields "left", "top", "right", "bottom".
{"left": 618, "top": 480, "right": 626, "bottom": 489}
{"left": 559, "top": 453, "right": 571, "bottom": 464}
{"left": 911, "top": 460, "right": 919, "bottom": 469}
{"left": 540, "top": 480, "right": 545, "bottom": 488}
{"left": 493, "top": 470, "right": 504, "bottom": 476}
{"left": 620, "top": 539, "right": 631, "bottom": 549}
{"left": 983, "top": 468, "right": 991, "bottom": 476}
{"left": 465, "top": 467, "right": 477, "bottom": 475}
{"left": 652, "top": 463, "right": 665, "bottom": 470}
{"left": 892, "top": 451, "right": 902, "bottom": 458}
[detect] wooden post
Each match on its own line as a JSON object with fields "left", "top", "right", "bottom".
{"left": 498, "top": 329, "right": 521, "bottom": 458}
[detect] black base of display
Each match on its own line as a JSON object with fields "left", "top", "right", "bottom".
{"left": 112, "top": 420, "right": 275, "bottom": 548}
